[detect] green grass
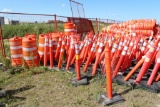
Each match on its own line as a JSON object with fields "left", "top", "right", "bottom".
{"left": 2, "top": 23, "right": 64, "bottom": 39}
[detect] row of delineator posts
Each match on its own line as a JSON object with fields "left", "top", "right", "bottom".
{"left": 9, "top": 19, "right": 160, "bottom": 105}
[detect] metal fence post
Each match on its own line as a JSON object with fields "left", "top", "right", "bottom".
{"left": 54, "top": 14, "right": 58, "bottom": 32}
{"left": 0, "top": 22, "right": 6, "bottom": 58}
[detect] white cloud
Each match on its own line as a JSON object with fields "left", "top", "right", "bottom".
{"left": 61, "top": 4, "right": 66, "bottom": 7}
{"left": 2, "top": 8, "right": 11, "bottom": 12}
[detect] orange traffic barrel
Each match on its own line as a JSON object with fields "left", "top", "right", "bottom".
{"left": 9, "top": 36, "right": 23, "bottom": 66}
{"left": 64, "top": 22, "right": 76, "bottom": 35}
{"left": 38, "top": 34, "right": 50, "bottom": 62}
{"left": 49, "top": 32, "right": 60, "bottom": 42}
{"left": 22, "top": 36, "right": 39, "bottom": 67}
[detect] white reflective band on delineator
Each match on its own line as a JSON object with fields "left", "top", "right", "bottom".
{"left": 59, "top": 38, "right": 62, "bottom": 41}
{"left": 57, "top": 44, "right": 60, "bottom": 47}
{"left": 99, "top": 43, "right": 103, "bottom": 47}
{"left": 23, "top": 47, "right": 37, "bottom": 51}
{"left": 97, "top": 42, "right": 100, "bottom": 45}
{"left": 45, "top": 38, "right": 49, "bottom": 42}
{"left": 157, "top": 58, "right": 160, "bottom": 63}
{"left": 10, "top": 46, "right": 22, "bottom": 50}
{"left": 61, "top": 49, "right": 65, "bottom": 52}
{"left": 39, "top": 43, "right": 44, "bottom": 47}
{"left": 143, "top": 42, "right": 147, "bottom": 46}
{"left": 64, "top": 28, "right": 75, "bottom": 32}
{"left": 38, "top": 51, "right": 44, "bottom": 55}
{"left": 71, "top": 45, "right": 74, "bottom": 49}
{"left": 111, "top": 48, "right": 116, "bottom": 52}
{"left": 130, "top": 42, "right": 133, "bottom": 46}
{"left": 148, "top": 45, "right": 151, "bottom": 48}
{"left": 98, "top": 48, "right": 102, "bottom": 53}
{"left": 91, "top": 48, "right": 95, "bottom": 52}
{"left": 75, "top": 50, "right": 79, "bottom": 54}
{"left": 49, "top": 44, "right": 53, "bottom": 47}
{"left": 62, "top": 41, "right": 66, "bottom": 45}
{"left": 44, "top": 43, "right": 49, "bottom": 46}
{"left": 113, "top": 44, "right": 118, "bottom": 48}
{"left": 141, "top": 47, "right": 145, "bottom": 51}
{"left": 119, "top": 42, "right": 123, "bottom": 46}
{"left": 11, "top": 54, "right": 23, "bottom": 58}
{"left": 23, "top": 56, "right": 37, "bottom": 60}
{"left": 118, "top": 46, "right": 122, "bottom": 50}
{"left": 121, "top": 51, "right": 126, "bottom": 55}
{"left": 123, "top": 46, "right": 128, "bottom": 51}
{"left": 92, "top": 43, "right": 96, "bottom": 47}
{"left": 75, "top": 45, "right": 79, "bottom": 49}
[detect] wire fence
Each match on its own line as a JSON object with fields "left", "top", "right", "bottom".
{"left": 0, "top": 12, "right": 123, "bottom": 39}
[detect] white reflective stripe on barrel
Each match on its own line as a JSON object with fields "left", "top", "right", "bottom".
{"left": 64, "top": 28, "right": 75, "bottom": 32}
{"left": 39, "top": 43, "right": 44, "bottom": 47}
{"left": 11, "top": 54, "right": 23, "bottom": 58}
{"left": 23, "top": 47, "right": 37, "bottom": 51}
{"left": 10, "top": 46, "right": 22, "bottom": 50}
{"left": 23, "top": 56, "right": 37, "bottom": 60}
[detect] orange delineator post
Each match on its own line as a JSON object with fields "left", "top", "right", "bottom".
{"left": 147, "top": 58, "right": 160, "bottom": 85}
{"left": 66, "top": 40, "right": 75, "bottom": 70}
{"left": 44, "top": 35, "right": 49, "bottom": 66}
{"left": 55, "top": 37, "right": 62, "bottom": 59}
{"left": 124, "top": 56, "right": 145, "bottom": 81}
{"left": 92, "top": 41, "right": 104, "bottom": 76}
{"left": 83, "top": 41, "right": 96, "bottom": 72}
{"left": 113, "top": 44, "right": 129, "bottom": 77}
{"left": 49, "top": 36, "right": 53, "bottom": 69}
{"left": 58, "top": 39, "right": 66, "bottom": 69}
{"left": 155, "top": 74, "right": 160, "bottom": 81}
{"left": 75, "top": 41, "right": 81, "bottom": 80}
{"left": 105, "top": 42, "right": 112, "bottom": 98}
{"left": 136, "top": 43, "right": 158, "bottom": 83}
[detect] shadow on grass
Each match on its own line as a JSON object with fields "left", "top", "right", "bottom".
{"left": 0, "top": 85, "right": 35, "bottom": 106}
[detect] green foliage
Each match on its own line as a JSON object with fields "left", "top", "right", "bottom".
{"left": 2, "top": 23, "right": 64, "bottom": 39}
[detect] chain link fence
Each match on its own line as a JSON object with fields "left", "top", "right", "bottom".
{"left": 0, "top": 12, "right": 123, "bottom": 39}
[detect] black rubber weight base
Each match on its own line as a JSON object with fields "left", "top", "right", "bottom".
{"left": 113, "top": 75, "right": 160, "bottom": 93}
{"left": 71, "top": 76, "right": 88, "bottom": 86}
{"left": 138, "top": 80, "right": 160, "bottom": 93}
{"left": 99, "top": 92, "right": 125, "bottom": 106}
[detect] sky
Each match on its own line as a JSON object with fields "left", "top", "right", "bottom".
{"left": 0, "top": 0, "right": 160, "bottom": 23}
